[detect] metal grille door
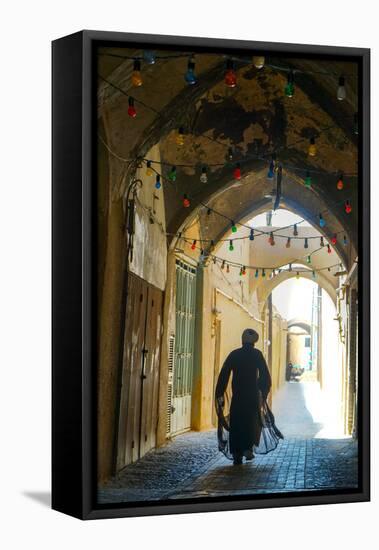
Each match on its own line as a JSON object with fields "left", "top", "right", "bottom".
{"left": 170, "top": 260, "right": 197, "bottom": 435}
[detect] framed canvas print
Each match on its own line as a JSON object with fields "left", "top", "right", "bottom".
{"left": 52, "top": 30, "right": 370, "bottom": 520}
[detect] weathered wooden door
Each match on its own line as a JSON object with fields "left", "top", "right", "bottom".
{"left": 170, "top": 260, "right": 197, "bottom": 435}
{"left": 116, "top": 272, "right": 163, "bottom": 470}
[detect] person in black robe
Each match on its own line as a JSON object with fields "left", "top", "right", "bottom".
{"left": 215, "top": 328, "right": 283, "bottom": 465}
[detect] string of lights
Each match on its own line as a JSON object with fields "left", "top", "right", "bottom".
{"left": 179, "top": 236, "right": 342, "bottom": 276}
{"left": 99, "top": 73, "right": 358, "bottom": 176}
{"left": 98, "top": 51, "right": 357, "bottom": 80}
{"left": 147, "top": 162, "right": 353, "bottom": 238}
{"left": 97, "top": 133, "right": 353, "bottom": 248}
{"left": 98, "top": 53, "right": 356, "bottom": 267}
{"left": 130, "top": 177, "right": 347, "bottom": 275}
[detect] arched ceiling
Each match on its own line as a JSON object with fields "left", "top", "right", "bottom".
{"left": 98, "top": 46, "right": 358, "bottom": 270}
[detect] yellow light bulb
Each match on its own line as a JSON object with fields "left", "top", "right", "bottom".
{"left": 308, "top": 138, "right": 317, "bottom": 157}
{"left": 253, "top": 56, "right": 265, "bottom": 69}
{"left": 146, "top": 161, "right": 153, "bottom": 177}
{"left": 131, "top": 60, "right": 143, "bottom": 87}
{"left": 132, "top": 71, "right": 142, "bottom": 87}
{"left": 176, "top": 127, "right": 185, "bottom": 146}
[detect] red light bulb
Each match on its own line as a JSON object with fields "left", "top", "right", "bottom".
{"left": 127, "top": 97, "right": 137, "bottom": 118}
{"left": 345, "top": 200, "right": 352, "bottom": 214}
{"left": 327, "top": 244, "right": 332, "bottom": 254}
{"left": 337, "top": 175, "right": 344, "bottom": 190}
{"left": 233, "top": 163, "right": 241, "bottom": 180}
{"left": 331, "top": 234, "right": 337, "bottom": 245}
{"left": 191, "top": 240, "right": 196, "bottom": 251}
{"left": 225, "top": 59, "right": 237, "bottom": 87}
{"left": 183, "top": 194, "right": 190, "bottom": 208}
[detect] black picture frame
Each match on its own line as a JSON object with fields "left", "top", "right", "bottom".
{"left": 52, "top": 30, "right": 370, "bottom": 520}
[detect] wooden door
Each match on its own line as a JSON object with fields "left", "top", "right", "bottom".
{"left": 139, "top": 286, "right": 163, "bottom": 457}
{"left": 116, "top": 273, "right": 163, "bottom": 470}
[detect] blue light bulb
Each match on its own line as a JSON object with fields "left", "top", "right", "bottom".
{"left": 185, "top": 59, "right": 197, "bottom": 85}
{"left": 267, "top": 160, "right": 275, "bottom": 179}
{"left": 143, "top": 50, "right": 156, "bottom": 64}
{"left": 319, "top": 214, "right": 326, "bottom": 228}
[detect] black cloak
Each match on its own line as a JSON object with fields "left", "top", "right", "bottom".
{"left": 215, "top": 343, "right": 283, "bottom": 459}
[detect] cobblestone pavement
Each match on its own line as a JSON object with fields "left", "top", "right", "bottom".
{"left": 98, "top": 382, "right": 358, "bottom": 504}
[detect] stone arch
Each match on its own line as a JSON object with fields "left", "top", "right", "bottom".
{"left": 287, "top": 318, "right": 312, "bottom": 334}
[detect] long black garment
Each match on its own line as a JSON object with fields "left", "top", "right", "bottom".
{"left": 215, "top": 344, "right": 283, "bottom": 459}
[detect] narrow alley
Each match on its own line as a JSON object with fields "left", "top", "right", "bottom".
{"left": 98, "top": 380, "right": 358, "bottom": 503}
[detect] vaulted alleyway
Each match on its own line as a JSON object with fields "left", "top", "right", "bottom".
{"left": 98, "top": 381, "right": 358, "bottom": 503}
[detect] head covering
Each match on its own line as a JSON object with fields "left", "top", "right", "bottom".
{"left": 242, "top": 328, "right": 259, "bottom": 345}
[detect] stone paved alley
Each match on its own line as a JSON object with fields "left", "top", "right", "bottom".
{"left": 98, "top": 381, "right": 358, "bottom": 503}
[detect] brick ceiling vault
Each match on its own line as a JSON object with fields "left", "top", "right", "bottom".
{"left": 98, "top": 49, "right": 358, "bottom": 268}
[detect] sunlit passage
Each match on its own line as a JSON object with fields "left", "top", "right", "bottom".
{"left": 96, "top": 47, "right": 359, "bottom": 504}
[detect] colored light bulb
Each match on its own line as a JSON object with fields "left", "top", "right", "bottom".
{"left": 286, "top": 237, "right": 291, "bottom": 248}
{"left": 127, "top": 97, "right": 137, "bottom": 118}
{"left": 284, "top": 71, "right": 295, "bottom": 97}
{"left": 354, "top": 112, "right": 359, "bottom": 135}
{"left": 168, "top": 166, "right": 177, "bottom": 182}
{"left": 183, "top": 194, "right": 190, "bottom": 208}
{"left": 191, "top": 240, "right": 196, "bottom": 250}
{"left": 312, "top": 271, "right": 316, "bottom": 279}
{"left": 267, "top": 159, "right": 275, "bottom": 179}
{"left": 289, "top": 263, "right": 292, "bottom": 272}
{"left": 143, "top": 50, "right": 156, "bottom": 64}
{"left": 231, "top": 221, "right": 237, "bottom": 233}
{"left": 327, "top": 244, "right": 332, "bottom": 254}
{"left": 226, "top": 147, "right": 234, "bottom": 163}
{"left": 226, "top": 264, "right": 230, "bottom": 273}
{"left": 308, "top": 137, "right": 317, "bottom": 157}
{"left": 337, "top": 175, "right": 344, "bottom": 190}
{"left": 229, "top": 240, "right": 234, "bottom": 252}
{"left": 331, "top": 234, "right": 337, "bottom": 245}
{"left": 320, "top": 237, "right": 324, "bottom": 247}
{"left": 269, "top": 232, "right": 275, "bottom": 246}
{"left": 319, "top": 214, "right": 325, "bottom": 228}
{"left": 176, "top": 127, "right": 185, "bottom": 146}
{"left": 132, "top": 59, "right": 143, "bottom": 87}
{"left": 262, "top": 269, "right": 266, "bottom": 278}
{"left": 145, "top": 160, "right": 153, "bottom": 177}
{"left": 249, "top": 228, "right": 255, "bottom": 241}
{"left": 307, "top": 255, "right": 311, "bottom": 264}
{"left": 184, "top": 59, "right": 197, "bottom": 85}
{"left": 200, "top": 166, "right": 208, "bottom": 184}
{"left": 221, "top": 260, "right": 225, "bottom": 270}
{"left": 255, "top": 269, "right": 259, "bottom": 278}
{"left": 337, "top": 76, "right": 346, "bottom": 101}
{"left": 343, "top": 235, "right": 348, "bottom": 246}
{"left": 293, "top": 224, "right": 298, "bottom": 236}
{"left": 253, "top": 56, "right": 265, "bottom": 69}
{"left": 304, "top": 238, "right": 309, "bottom": 249}
{"left": 233, "top": 163, "right": 241, "bottom": 180}
{"left": 242, "top": 266, "right": 246, "bottom": 275}
{"left": 345, "top": 200, "right": 352, "bottom": 214}
{"left": 296, "top": 271, "right": 300, "bottom": 279}
{"left": 239, "top": 267, "right": 243, "bottom": 276}
{"left": 225, "top": 59, "right": 237, "bottom": 87}
{"left": 155, "top": 175, "right": 161, "bottom": 189}
{"left": 305, "top": 171, "right": 312, "bottom": 188}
